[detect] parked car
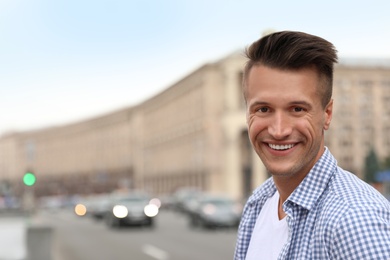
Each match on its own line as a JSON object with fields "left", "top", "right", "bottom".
{"left": 188, "top": 194, "right": 242, "bottom": 229}
{"left": 86, "top": 193, "right": 111, "bottom": 220}
{"left": 172, "top": 187, "right": 203, "bottom": 214}
{"left": 104, "top": 192, "right": 158, "bottom": 228}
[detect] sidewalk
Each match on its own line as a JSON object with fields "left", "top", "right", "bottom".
{"left": 0, "top": 214, "right": 27, "bottom": 260}
{"left": 0, "top": 210, "right": 54, "bottom": 260}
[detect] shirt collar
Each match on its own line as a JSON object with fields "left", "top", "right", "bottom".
{"left": 286, "top": 147, "right": 337, "bottom": 211}
{"left": 247, "top": 177, "right": 276, "bottom": 206}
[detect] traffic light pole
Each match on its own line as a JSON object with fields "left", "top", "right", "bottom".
{"left": 22, "top": 171, "right": 37, "bottom": 216}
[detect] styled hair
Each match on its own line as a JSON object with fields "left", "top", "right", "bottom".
{"left": 243, "top": 31, "right": 338, "bottom": 107}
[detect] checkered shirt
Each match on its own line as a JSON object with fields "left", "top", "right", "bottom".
{"left": 234, "top": 148, "right": 390, "bottom": 259}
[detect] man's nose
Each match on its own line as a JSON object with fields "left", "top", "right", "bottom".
{"left": 268, "top": 112, "right": 292, "bottom": 139}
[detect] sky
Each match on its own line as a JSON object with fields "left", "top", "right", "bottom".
{"left": 1, "top": 0, "right": 389, "bottom": 135}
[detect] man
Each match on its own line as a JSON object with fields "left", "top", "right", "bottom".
{"left": 234, "top": 31, "right": 390, "bottom": 259}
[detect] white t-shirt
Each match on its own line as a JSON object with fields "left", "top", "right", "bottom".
{"left": 245, "top": 191, "right": 289, "bottom": 260}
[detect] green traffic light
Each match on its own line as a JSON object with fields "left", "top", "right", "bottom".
{"left": 23, "top": 172, "right": 36, "bottom": 186}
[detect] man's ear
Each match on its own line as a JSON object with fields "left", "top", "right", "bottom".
{"left": 323, "top": 99, "right": 333, "bottom": 130}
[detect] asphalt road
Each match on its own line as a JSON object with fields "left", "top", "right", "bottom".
{"left": 38, "top": 208, "right": 238, "bottom": 260}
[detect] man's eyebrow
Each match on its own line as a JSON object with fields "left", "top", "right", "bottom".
{"left": 248, "top": 100, "right": 313, "bottom": 109}
{"left": 289, "top": 101, "right": 312, "bottom": 109}
{"left": 248, "top": 101, "right": 269, "bottom": 108}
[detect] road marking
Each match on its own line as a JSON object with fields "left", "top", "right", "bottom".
{"left": 142, "top": 244, "right": 169, "bottom": 260}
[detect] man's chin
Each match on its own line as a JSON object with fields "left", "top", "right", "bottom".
{"left": 266, "top": 166, "right": 296, "bottom": 178}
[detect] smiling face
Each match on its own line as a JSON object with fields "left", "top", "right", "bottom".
{"left": 245, "top": 65, "right": 333, "bottom": 182}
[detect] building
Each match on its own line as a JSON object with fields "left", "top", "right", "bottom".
{"left": 0, "top": 53, "right": 389, "bottom": 201}
{"left": 0, "top": 108, "right": 135, "bottom": 197}
{"left": 326, "top": 59, "right": 390, "bottom": 176}
{"left": 135, "top": 53, "right": 264, "bottom": 200}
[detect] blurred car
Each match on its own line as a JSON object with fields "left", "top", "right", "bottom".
{"left": 86, "top": 194, "right": 111, "bottom": 220}
{"left": 104, "top": 192, "right": 158, "bottom": 228}
{"left": 157, "top": 194, "right": 175, "bottom": 210}
{"left": 188, "top": 194, "right": 242, "bottom": 229}
{"left": 172, "top": 187, "right": 203, "bottom": 214}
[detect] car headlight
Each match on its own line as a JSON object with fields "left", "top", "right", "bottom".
{"left": 144, "top": 204, "right": 159, "bottom": 217}
{"left": 149, "top": 198, "right": 161, "bottom": 208}
{"left": 74, "top": 203, "right": 87, "bottom": 216}
{"left": 113, "top": 205, "right": 128, "bottom": 218}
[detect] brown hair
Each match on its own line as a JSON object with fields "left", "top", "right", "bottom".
{"left": 243, "top": 31, "right": 338, "bottom": 107}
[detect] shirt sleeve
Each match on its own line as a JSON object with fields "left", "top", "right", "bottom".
{"left": 330, "top": 204, "right": 390, "bottom": 259}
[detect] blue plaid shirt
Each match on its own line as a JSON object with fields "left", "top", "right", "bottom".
{"left": 234, "top": 148, "right": 390, "bottom": 259}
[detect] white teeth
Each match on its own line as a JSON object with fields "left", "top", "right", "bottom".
{"left": 269, "top": 144, "right": 294, "bottom": 150}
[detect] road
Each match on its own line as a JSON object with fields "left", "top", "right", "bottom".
{"left": 37, "top": 208, "right": 238, "bottom": 260}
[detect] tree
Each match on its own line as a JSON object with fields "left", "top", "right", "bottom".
{"left": 364, "top": 148, "right": 381, "bottom": 184}
{"left": 382, "top": 155, "right": 390, "bottom": 171}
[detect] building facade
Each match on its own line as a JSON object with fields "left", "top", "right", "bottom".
{"left": 326, "top": 60, "right": 390, "bottom": 177}
{"left": 0, "top": 53, "right": 389, "bottom": 201}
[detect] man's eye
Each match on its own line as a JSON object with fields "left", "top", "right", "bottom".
{"left": 293, "top": 107, "right": 304, "bottom": 112}
{"left": 258, "top": 107, "right": 269, "bottom": 113}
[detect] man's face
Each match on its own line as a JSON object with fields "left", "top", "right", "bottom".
{"left": 245, "top": 65, "right": 333, "bottom": 180}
